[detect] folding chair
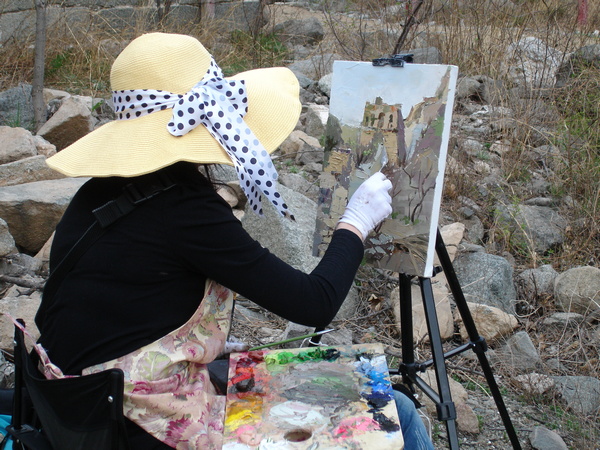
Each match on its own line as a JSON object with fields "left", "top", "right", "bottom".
{"left": 6, "top": 320, "right": 130, "bottom": 450}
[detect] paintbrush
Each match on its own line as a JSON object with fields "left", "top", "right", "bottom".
{"left": 248, "top": 329, "right": 335, "bottom": 351}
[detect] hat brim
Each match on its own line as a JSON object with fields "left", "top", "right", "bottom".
{"left": 46, "top": 67, "right": 301, "bottom": 177}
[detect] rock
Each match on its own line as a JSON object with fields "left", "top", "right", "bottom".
{"left": 274, "top": 17, "right": 324, "bottom": 46}
{"left": 0, "top": 126, "right": 38, "bottom": 164}
{"left": 295, "top": 135, "right": 323, "bottom": 166}
{"left": 420, "top": 369, "right": 468, "bottom": 406}
{"left": 456, "top": 302, "right": 518, "bottom": 342}
{"left": 278, "top": 172, "right": 319, "bottom": 202}
{"left": 233, "top": 303, "right": 269, "bottom": 326}
{"left": 542, "top": 312, "right": 585, "bottom": 327}
{"left": 281, "top": 322, "right": 312, "bottom": 348}
{"left": 554, "top": 266, "right": 600, "bottom": 315}
{"left": 456, "top": 401, "right": 480, "bottom": 434}
{"left": 453, "top": 251, "right": 517, "bottom": 314}
{"left": 500, "top": 331, "right": 541, "bottom": 371}
{"left": 317, "top": 73, "right": 332, "bottom": 97}
{"left": 506, "top": 36, "right": 565, "bottom": 89}
{"left": 37, "top": 95, "right": 95, "bottom": 151}
{"left": 0, "top": 155, "right": 65, "bottom": 187}
{"left": 288, "top": 53, "right": 342, "bottom": 80}
{"left": 0, "top": 177, "right": 88, "bottom": 254}
{"left": 494, "top": 203, "right": 567, "bottom": 254}
{"left": 0, "top": 291, "right": 42, "bottom": 350}
{"left": 241, "top": 183, "right": 320, "bottom": 274}
{"left": 437, "top": 222, "right": 465, "bottom": 263}
{"left": 279, "top": 130, "right": 322, "bottom": 164}
{"left": 555, "top": 44, "right": 600, "bottom": 89}
{"left": 0, "top": 84, "right": 34, "bottom": 128}
{"left": 530, "top": 426, "right": 568, "bottom": 450}
{"left": 303, "top": 103, "right": 329, "bottom": 139}
{"left": 515, "top": 264, "right": 558, "bottom": 300}
{"left": 515, "top": 373, "right": 555, "bottom": 395}
{"left": 463, "top": 216, "right": 485, "bottom": 244}
{"left": 333, "top": 286, "right": 360, "bottom": 321}
{"left": 389, "top": 283, "right": 454, "bottom": 343}
{"left": 0, "top": 351, "right": 14, "bottom": 389}
{"left": 551, "top": 376, "right": 600, "bottom": 415}
{"left": 0, "top": 253, "right": 44, "bottom": 277}
{"left": 0, "top": 218, "right": 16, "bottom": 257}
{"left": 32, "top": 135, "right": 57, "bottom": 158}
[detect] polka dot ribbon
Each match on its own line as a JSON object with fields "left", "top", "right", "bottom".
{"left": 112, "top": 58, "right": 293, "bottom": 220}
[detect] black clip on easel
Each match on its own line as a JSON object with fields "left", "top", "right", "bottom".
{"left": 389, "top": 229, "right": 522, "bottom": 449}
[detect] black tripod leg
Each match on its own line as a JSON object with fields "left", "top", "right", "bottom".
{"left": 399, "top": 273, "right": 415, "bottom": 388}
{"left": 420, "top": 277, "right": 460, "bottom": 449}
{"left": 435, "top": 230, "right": 522, "bottom": 450}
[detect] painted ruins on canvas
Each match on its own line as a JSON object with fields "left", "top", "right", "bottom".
{"left": 314, "top": 61, "right": 458, "bottom": 277}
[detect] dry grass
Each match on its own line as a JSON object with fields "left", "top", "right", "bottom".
{"left": 1, "top": 0, "right": 599, "bottom": 446}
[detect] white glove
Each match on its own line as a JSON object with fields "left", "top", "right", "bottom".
{"left": 338, "top": 172, "right": 393, "bottom": 240}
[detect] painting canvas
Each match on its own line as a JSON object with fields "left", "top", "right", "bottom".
{"left": 222, "top": 344, "right": 404, "bottom": 449}
{"left": 314, "top": 61, "right": 458, "bottom": 277}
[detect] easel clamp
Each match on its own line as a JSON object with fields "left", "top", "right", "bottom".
{"left": 372, "top": 53, "right": 414, "bottom": 67}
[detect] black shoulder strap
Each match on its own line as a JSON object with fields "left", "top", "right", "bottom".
{"left": 37, "top": 172, "right": 177, "bottom": 324}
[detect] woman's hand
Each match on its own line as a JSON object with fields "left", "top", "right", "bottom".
{"left": 337, "top": 172, "right": 393, "bottom": 241}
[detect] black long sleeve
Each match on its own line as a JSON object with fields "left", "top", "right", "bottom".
{"left": 37, "top": 162, "right": 363, "bottom": 374}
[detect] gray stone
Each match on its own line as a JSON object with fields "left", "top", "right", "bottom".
{"left": 0, "top": 177, "right": 88, "bottom": 254}
{"left": 530, "top": 426, "right": 568, "bottom": 450}
{"left": 0, "top": 291, "right": 42, "bottom": 350}
{"left": 0, "top": 84, "right": 34, "bottom": 129}
{"left": 501, "top": 331, "right": 542, "bottom": 370}
{"left": 0, "top": 253, "right": 43, "bottom": 277}
{"left": 317, "top": 73, "right": 332, "bottom": 97}
{"left": 0, "top": 218, "right": 16, "bottom": 257}
{"left": 0, "top": 352, "right": 14, "bottom": 389}
{"left": 462, "top": 216, "right": 485, "bottom": 244}
{"left": 515, "top": 264, "right": 558, "bottom": 300}
{"left": 542, "top": 312, "right": 585, "bottom": 327}
{"left": 506, "top": 36, "right": 565, "bottom": 89}
{"left": 554, "top": 266, "right": 600, "bottom": 315}
{"left": 241, "top": 183, "right": 320, "bottom": 274}
{"left": 453, "top": 251, "right": 517, "bottom": 314}
{"left": 288, "top": 53, "right": 342, "bottom": 80}
{"left": 0, "top": 155, "right": 65, "bottom": 187}
{"left": 0, "top": 126, "right": 37, "bottom": 165}
{"left": 274, "top": 17, "right": 324, "bottom": 46}
{"left": 555, "top": 44, "right": 600, "bottom": 89}
{"left": 233, "top": 303, "right": 269, "bottom": 326}
{"left": 278, "top": 172, "right": 319, "bottom": 202}
{"left": 303, "top": 104, "right": 328, "bottom": 139}
{"left": 494, "top": 203, "right": 567, "bottom": 254}
{"left": 551, "top": 376, "right": 600, "bottom": 415}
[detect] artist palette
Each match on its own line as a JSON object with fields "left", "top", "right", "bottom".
{"left": 222, "top": 343, "right": 404, "bottom": 449}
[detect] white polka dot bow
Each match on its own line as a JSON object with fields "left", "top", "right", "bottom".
{"left": 112, "top": 58, "right": 293, "bottom": 219}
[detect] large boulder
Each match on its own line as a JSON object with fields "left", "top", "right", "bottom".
{"left": 452, "top": 251, "right": 517, "bottom": 314}
{"left": 554, "top": 266, "right": 600, "bottom": 315}
{"left": 494, "top": 203, "right": 567, "bottom": 254}
{"left": 0, "top": 126, "right": 38, "bottom": 164}
{"left": 0, "top": 177, "right": 88, "bottom": 254}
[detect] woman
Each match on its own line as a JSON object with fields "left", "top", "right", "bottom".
{"left": 35, "top": 33, "right": 433, "bottom": 449}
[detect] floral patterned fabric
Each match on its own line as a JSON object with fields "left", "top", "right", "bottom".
{"left": 80, "top": 280, "right": 234, "bottom": 449}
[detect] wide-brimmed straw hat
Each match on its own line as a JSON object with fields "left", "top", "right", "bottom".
{"left": 46, "top": 32, "right": 301, "bottom": 179}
